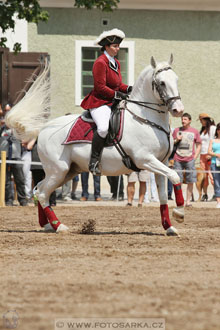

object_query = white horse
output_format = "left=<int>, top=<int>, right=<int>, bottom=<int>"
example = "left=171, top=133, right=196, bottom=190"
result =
left=6, top=55, right=185, bottom=235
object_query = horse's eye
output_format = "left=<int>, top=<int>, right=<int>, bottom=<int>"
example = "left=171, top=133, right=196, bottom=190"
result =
left=160, top=81, right=165, bottom=87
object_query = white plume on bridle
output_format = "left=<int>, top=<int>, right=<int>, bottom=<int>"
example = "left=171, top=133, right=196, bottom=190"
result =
left=5, top=61, right=51, bottom=142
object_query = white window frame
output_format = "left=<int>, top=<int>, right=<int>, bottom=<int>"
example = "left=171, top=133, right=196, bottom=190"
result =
left=75, top=40, right=135, bottom=106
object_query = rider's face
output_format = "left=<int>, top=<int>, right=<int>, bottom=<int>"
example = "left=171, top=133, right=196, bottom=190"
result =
left=105, top=44, right=120, bottom=57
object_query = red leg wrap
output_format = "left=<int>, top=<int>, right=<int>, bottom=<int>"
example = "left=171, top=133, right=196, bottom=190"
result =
left=160, top=204, right=172, bottom=230
left=173, top=183, right=184, bottom=206
left=38, top=202, right=48, bottom=227
left=44, top=206, right=61, bottom=231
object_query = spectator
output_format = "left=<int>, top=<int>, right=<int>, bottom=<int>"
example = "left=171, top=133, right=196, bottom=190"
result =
left=58, top=180, right=72, bottom=202
left=208, top=122, right=220, bottom=208
left=167, top=158, right=174, bottom=200
left=0, top=104, right=3, bottom=117
left=167, top=126, right=175, bottom=200
left=107, top=175, right=124, bottom=201
left=71, top=176, right=79, bottom=200
left=0, top=111, right=27, bottom=206
left=4, top=103, right=11, bottom=116
left=58, top=176, right=79, bottom=201
left=144, top=171, right=159, bottom=203
left=21, top=144, right=32, bottom=202
left=198, top=113, right=216, bottom=201
left=27, top=139, right=56, bottom=206
left=173, top=113, right=201, bottom=207
left=80, top=172, right=102, bottom=201
left=126, top=170, right=148, bottom=207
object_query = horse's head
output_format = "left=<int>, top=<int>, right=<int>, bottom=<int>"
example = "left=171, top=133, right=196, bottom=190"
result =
left=151, top=54, right=184, bottom=117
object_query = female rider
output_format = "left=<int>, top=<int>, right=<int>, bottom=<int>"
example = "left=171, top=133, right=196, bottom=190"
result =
left=81, top=28, right=131, bottom=175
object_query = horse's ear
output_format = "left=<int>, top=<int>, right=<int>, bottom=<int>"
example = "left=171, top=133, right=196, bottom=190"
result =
left=169, top=53, right=174, bottom=65
left=151, top=56, right=157, bottom=68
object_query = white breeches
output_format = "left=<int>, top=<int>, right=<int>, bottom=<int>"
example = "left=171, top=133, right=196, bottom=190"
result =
left=90, top=105, right=111, bottom=138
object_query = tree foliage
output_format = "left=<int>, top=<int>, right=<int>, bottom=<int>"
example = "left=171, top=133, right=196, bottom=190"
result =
left=0, top=0, right=119, bottom=53
left=75, top=0, right=119, bottom=11
left=0, top=0, right=49, bottom=52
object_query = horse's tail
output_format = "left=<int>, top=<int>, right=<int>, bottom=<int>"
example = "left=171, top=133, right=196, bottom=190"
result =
left=5, top=60, right=51, bottom=142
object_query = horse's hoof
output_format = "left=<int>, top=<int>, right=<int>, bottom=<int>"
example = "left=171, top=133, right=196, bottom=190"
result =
left=56, top=224, right=69, bottom=233
left=172, top=206, right=184, bottom=223
left=44, top=223, right=56, bottom=233
left=166, top=226, right=179, bottom=236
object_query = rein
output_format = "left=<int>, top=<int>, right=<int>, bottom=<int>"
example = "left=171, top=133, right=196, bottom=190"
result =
left=125, top=66, right=181, bottom=114
left=125, top=99, right=166, bottom=114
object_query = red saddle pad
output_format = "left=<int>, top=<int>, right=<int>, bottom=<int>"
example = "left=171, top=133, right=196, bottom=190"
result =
left=62, top=111, right=124, bottom=145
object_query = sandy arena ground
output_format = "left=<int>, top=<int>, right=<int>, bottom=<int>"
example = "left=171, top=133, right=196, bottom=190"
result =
left=0, top=201, right=220, bottom=330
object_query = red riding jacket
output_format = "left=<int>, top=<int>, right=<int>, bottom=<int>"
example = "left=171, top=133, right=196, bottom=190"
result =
left=81, top=53, right=128, bottom=109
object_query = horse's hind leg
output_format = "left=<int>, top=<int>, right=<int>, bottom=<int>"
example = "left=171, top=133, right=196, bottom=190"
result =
left=35, top=172, right=69, bottom=232
left=155, top=174, right=179, bottom=236
left=38, top=199, right=48, bottom=227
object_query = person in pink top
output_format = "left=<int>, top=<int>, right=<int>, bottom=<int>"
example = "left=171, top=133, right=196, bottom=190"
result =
left=198, top=113, right=216, bottom=201
left=172, top=113, right=201, bottom=207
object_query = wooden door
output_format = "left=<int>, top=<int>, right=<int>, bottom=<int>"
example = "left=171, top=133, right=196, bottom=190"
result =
left=0, top=49, right=49, bottom=107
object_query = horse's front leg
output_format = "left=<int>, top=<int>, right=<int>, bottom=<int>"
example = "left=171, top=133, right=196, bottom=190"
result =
left=167, top=167, right=185, bottom=223
left=155, top=174, right=179, bottom=236
left=140, top=157, right=185, bottom=227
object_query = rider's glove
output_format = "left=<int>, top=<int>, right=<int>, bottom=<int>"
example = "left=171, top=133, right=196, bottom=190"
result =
left=114, top=91, right=128, bottom=101
left=127, top=86, right=133, bottom=94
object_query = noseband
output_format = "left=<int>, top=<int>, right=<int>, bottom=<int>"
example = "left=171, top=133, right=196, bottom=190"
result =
left=152, top=66, right=181, bottom=106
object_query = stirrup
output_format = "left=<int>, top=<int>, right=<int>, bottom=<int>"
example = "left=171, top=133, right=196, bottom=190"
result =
left=89, top=161, right=101, bottom=176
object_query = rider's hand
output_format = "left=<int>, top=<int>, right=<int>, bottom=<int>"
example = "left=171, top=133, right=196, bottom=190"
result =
left=127, top=86, right=133, bottom=94
left=114, top=91, right=128, bottom=100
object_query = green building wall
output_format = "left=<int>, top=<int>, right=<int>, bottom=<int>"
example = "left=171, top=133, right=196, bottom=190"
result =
left=28, top=8, right=220, bottom=129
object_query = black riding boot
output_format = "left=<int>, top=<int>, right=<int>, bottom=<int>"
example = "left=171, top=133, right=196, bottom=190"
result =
left=89, top=131, right=106, bottom=175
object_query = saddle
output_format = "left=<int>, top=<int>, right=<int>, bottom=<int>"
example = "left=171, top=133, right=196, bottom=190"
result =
left=81, top=106, right=122, bottom=146
left=63, top=102, right=124, bottom=146
left=62, top=102, right=140, bottom=172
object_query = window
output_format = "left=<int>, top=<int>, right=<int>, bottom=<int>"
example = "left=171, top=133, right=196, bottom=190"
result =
left=75, top=40, right=135, bottom=106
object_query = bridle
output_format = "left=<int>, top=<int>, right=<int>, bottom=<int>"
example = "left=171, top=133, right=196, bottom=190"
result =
left=125, top=66, right=181, bottom=114
left=121, top=66, right=182, bottom=161
left=152, top=66, right=181, bottom=107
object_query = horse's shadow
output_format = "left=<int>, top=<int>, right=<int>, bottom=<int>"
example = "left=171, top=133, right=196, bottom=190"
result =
left=80, top=231, right=165, bottom=237
left=0, top=229, right=47, bottom=233
left=0, top=229, right=165, bottom=236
